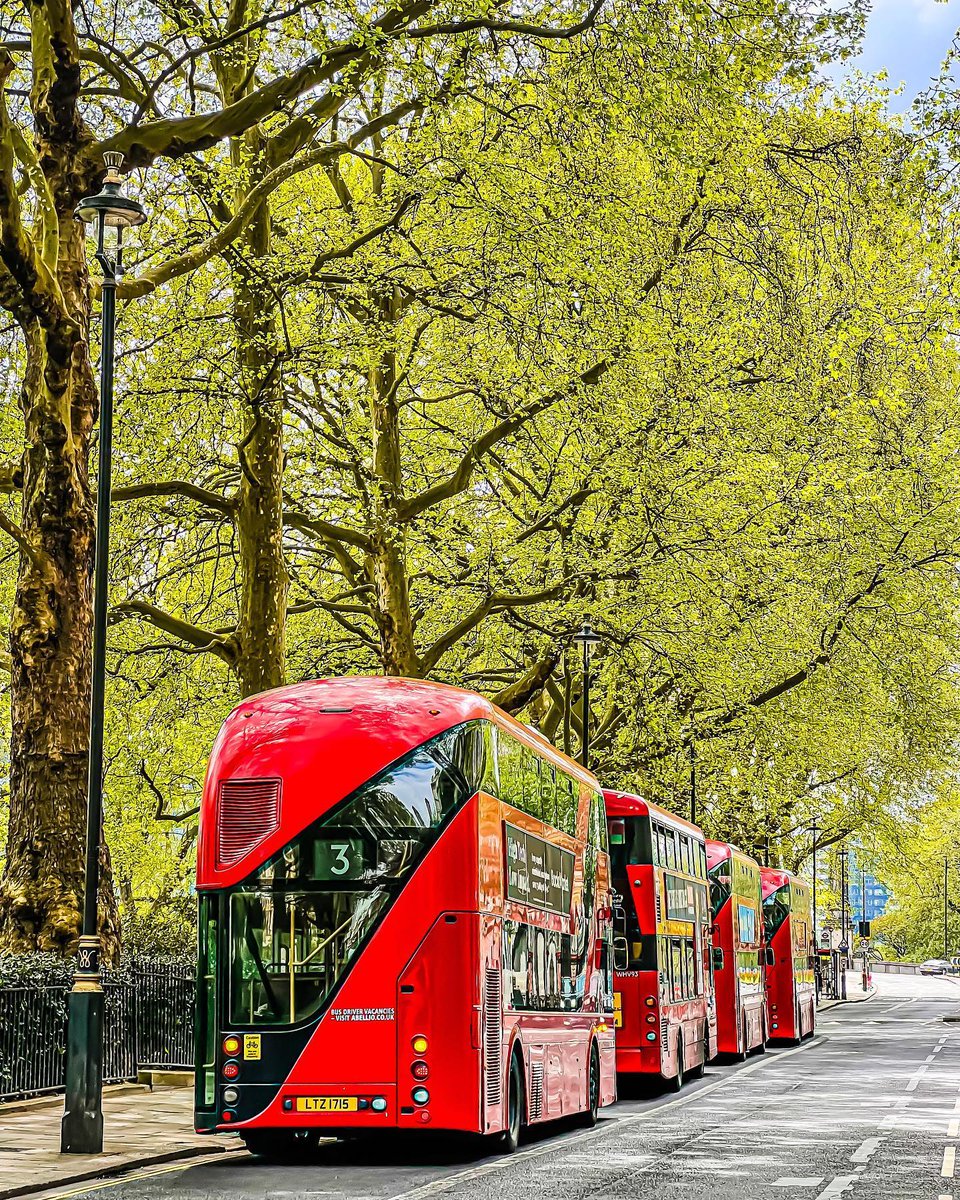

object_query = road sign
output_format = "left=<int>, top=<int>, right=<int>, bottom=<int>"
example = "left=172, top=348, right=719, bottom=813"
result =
left=838, top=942, right=849, bottom=955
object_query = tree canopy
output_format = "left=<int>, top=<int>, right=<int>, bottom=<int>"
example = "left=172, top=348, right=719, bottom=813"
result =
left=2, top=0, right=960, bottom=956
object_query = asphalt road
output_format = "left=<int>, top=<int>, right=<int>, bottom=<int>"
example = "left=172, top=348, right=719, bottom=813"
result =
left=43, top=973, right=960, bottom=1200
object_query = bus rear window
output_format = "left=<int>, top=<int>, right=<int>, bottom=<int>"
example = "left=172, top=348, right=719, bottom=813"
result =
left=763, top=884, right=791, bottom=941
left=708, top=860, right=732, bottom=919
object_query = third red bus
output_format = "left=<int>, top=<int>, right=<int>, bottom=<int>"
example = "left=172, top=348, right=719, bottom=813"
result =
left=761, top=867, right=816, bottom=1043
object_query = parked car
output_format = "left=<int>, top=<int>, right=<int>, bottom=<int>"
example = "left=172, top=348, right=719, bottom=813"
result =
left=920, top=958, right=952, bottom=975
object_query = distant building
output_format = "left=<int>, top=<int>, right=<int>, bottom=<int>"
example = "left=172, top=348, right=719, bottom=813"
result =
left=847, top=851, right=891, bottom=923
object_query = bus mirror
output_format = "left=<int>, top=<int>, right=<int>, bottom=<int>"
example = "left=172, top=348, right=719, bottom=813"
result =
left=712, top=947, right=724, bottom=971
left=764, top=946, right=775, bottom=967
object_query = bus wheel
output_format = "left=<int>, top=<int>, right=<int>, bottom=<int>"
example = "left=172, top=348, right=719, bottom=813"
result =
left=733, top=1020, right=748, bottom=1062
left=578, top=1043, right=601, bottom=1127
left=495, top=1051, right=524, bottom=1154
left=667, top=1034, right=684, bottom=1092
left=241, top=1129, right=320, bottom=1161
left=690, top=1028, right=708, bottom=1079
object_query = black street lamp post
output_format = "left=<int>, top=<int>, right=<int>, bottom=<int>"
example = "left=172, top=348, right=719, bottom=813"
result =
left=62, top=154, right=146, bottom=1156
left=809, top=819, right=820, bottom=948
left=573, top=622, right=601, bottom=770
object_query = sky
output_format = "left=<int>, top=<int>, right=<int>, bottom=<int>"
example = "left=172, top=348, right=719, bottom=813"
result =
left=846, top=0, right=959, bottom=107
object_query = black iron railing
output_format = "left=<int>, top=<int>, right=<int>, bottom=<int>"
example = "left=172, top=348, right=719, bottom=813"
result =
left=0, top=963, right=196, bottom=1102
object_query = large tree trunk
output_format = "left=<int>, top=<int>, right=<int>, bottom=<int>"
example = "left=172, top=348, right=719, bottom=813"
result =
left=365, top=294, right=420, bottom=677
left=0, top=219, right=119, bottom=959
left=230, top=138, right=287, bottom=699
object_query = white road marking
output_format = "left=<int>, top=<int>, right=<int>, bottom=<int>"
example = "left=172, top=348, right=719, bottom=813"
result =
left=774, top=1180, right=825, bottom=1187
left=944, top=1146, right=957, bottom=1179
left=815, top=1175, right=858, bottom=1198
left=385, top=1038, right=825, bottom=1200
left=949, top=1120, right=959, bottom=1137
left=851, top=1137, right=881, bottom=1163
left=907, top=1065, right=929, bottom=1091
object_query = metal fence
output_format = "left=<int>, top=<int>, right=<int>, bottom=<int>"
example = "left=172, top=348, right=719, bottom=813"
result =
left=0, top=965, right=196, bottom=1102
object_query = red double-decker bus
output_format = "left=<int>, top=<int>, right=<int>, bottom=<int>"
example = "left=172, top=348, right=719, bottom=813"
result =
left=761, top=868, right=816, bottom=1043
left=194, top=677, right=615, bottom=1158
left=604, top=793, right=716, bottom=1089
left=706, top=840, right=766, bottom=1058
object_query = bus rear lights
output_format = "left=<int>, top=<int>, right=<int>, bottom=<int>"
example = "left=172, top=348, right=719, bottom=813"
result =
left=223, top=1087, right=239, bottom=1105
left=646, top=1014, right=656, bottom=1025
left=412, top=1061, right=429, bottom=1080
left=644, top=997, right=656, bottom=1007
left=645, top=1032, right=657, bottom=1042
left=412, top=1087, right=430, bottom=1106
left=283, top=1098, right=293, bottom=1111
left=412, top=1035, right=429, bottom=1054
left=222, top=1061, right=240, bottom=1080
left=372, top=1098, right=387, bottom=1113
left=222, top=1035, right=241, bottom=1056
left=418, top=1110, right=431, bottom=1124
left=221, top=1111, right=234, bottom=1122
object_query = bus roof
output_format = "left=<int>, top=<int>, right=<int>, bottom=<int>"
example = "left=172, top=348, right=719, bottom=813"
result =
left=198, top=676, right=599, bottom=888
left=706, top=838, right=761, bottom=874
left=602, top=790, right=704, bottom=840
left=760, top=866, right=807, bottom=901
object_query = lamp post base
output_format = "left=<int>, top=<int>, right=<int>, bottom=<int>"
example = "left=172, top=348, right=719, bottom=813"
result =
left=60, top=983, right=105, bottom=1154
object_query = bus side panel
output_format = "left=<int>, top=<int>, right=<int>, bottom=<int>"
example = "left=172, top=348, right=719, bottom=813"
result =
left=397, top=911, right=482, bottom=1133
left=766, top=920, right=797, bottom=1040
left=712, top=904, right=740, bottom=1056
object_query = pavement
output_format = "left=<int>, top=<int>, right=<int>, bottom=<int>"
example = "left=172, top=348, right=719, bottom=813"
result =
left=0, top=1088, right=234, bottom=1200
left=9, top=971, right=957, bottom=1200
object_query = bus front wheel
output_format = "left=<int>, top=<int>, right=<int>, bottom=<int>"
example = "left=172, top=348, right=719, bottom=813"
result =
left=495, top=1052, right=524, bottom=1154
left=578, top=1043, right=601, bottom=1127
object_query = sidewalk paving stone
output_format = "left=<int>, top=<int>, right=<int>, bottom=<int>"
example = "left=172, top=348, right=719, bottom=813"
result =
left=0, top=1086, right=235, bottom=1199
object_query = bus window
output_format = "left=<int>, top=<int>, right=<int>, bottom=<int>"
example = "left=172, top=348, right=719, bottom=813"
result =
left=670, top=938, right=684, bottom=1003
left=498, top=733, right=524, bottom=811
left=196, top=894, right=218, bottom=1109
left=685, top=938, right=697, bottom=997
left=540, top=762, right=557, bottom=827
left=665, top=830, right=678, bottom=871
left=658, top=936, right=671, bottom=1003
left=231, top=735, right=471, bottom=1025
left=504, top=920, right=529, bottom=1008
left=556, top=774, right=577, bottom=834
left=589, top=790, right=607, bottom=849
left=708, top=859, right=731, bottom=918
left=522, top=750, right=542, bottom=820
left=680, top=836, right=691, bottom=876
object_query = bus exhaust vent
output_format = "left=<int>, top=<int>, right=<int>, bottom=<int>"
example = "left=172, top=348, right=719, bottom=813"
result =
left=217, top=778, right=281, bottom=868
left=529, top=1063, right=543, bottom=1120
left=483, top=968, right=502, bottom=1107
left=660, top=1017, right=670, bottom=1053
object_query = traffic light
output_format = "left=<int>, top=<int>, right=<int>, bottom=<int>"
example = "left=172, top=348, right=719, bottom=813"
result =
left=858, top=920, right=871, bottom=938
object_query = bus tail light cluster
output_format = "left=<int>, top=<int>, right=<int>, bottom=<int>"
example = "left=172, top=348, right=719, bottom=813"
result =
left=223, top=1061, right=240, bottom=1080
left=411, top=1035, right=430, bottom=1107
left=644, top=997, right=656, bottom=1008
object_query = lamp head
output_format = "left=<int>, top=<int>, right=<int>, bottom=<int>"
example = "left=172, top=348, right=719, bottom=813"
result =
left=573, top=621, right=602, bottom=659
left=75, top=152, right=147, bottom=230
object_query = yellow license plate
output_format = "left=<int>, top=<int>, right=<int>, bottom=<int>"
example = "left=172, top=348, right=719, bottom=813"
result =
left=295, top=1097, right=358, bottom=1113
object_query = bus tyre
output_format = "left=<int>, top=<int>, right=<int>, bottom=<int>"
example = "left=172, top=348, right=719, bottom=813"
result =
left=733, top=1020, right=748, bottom=1062
left=496, top=1052, right=524, bottom=1154
left=578, top=1043, right=601, bottom=1128
left=241, top=1129, right=320, bottom=1161
left=667, top=1034, right=684, bottom=1092
left=690, top=1028, right=708, bottom=1080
